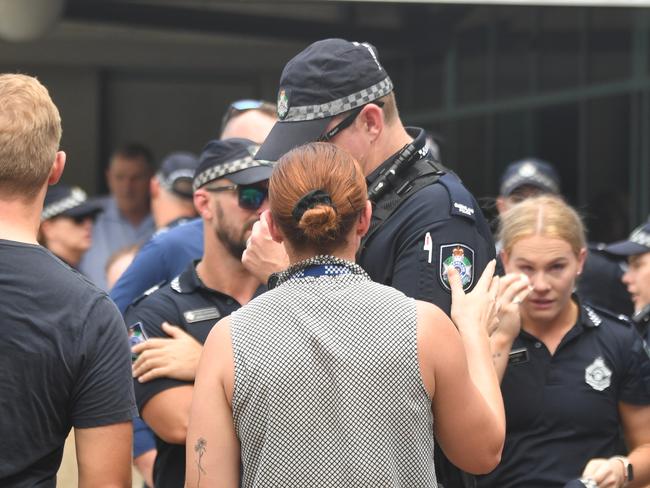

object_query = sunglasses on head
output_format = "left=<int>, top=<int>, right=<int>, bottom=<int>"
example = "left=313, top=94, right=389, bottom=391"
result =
left=204, top=184, right=268, bottom=211
left=220, top=99, right=275, bottom=134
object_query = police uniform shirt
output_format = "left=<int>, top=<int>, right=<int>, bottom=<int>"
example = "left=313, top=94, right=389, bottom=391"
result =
left=360, top=128, right=496, bottom=316
left=478, top=300, right=650, bottom=488
left=125, top=261, right=264, bottom=488
left=0, top=240, right=137, bottom=485
left=110, top=218, right=203, bottom=314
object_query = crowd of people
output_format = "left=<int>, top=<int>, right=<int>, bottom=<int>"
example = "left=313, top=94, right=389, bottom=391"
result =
left=1, top=37, right=649, bottom=488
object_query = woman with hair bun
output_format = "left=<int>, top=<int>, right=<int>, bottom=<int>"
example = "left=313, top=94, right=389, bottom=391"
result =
left=185, top=142, right=506, bottom=487
left=479, top=195, right=650, bottom=488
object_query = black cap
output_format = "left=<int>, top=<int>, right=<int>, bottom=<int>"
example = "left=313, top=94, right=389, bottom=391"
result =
left=499, top=158, right=561, bottom=197
left=256, top=38, right=393, bottom=162
left=157, top=152, right=200, bottom=199
left=193, top=138, right=273, bottom=190
left=41, top=184, right=103, bottom=222
left=604, top=219, right=650, bottom=257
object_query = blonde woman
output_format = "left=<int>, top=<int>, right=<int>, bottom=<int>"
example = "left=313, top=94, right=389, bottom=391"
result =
left=480, top=195, right=650, bottom=488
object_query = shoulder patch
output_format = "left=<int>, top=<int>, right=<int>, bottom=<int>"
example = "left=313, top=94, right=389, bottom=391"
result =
left=439, top=243, right=475, bottom=292
left=438, top=173, right=476, bottom=222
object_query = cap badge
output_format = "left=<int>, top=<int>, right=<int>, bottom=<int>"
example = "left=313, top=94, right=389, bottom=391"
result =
left=277, top=89, right=289, bottom=120
left=247, top=145, right=260, bottom=157
left=585, top=357, right=611, bottom=391
left=518, top=162, right=537, bottom=177
left=439, top=243, right=475, bottom=292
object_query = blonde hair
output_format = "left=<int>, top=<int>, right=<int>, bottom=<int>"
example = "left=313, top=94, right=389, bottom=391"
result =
left=0, top=74, right=62, bottom=199
left=498, top=195, right=586, bottom=257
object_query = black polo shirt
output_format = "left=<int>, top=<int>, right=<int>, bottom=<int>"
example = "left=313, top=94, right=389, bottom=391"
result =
left=359, top=128, right=496, bottom=316
left=125, top=261, right=265, bottom=488
left=478, top=300, right=650, bottom=488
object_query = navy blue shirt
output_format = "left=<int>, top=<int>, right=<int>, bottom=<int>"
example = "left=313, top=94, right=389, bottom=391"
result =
left=0, top=240, right=136, bottom=486
left=360, top=129, right=496, bottom=317
left=125, top=262, right=264, bottom=488
left=478, top=301, right=650, bottom=488
left=111, top=218, right=204, bottom=313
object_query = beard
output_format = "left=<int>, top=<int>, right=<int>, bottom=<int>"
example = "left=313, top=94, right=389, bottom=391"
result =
left=214, top=203, right=257, bottom=260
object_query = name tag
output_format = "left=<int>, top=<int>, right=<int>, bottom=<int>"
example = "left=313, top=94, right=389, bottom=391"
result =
left=184, top=307, right=221, bottom=324
left=508, top=347, right=529, bottom=365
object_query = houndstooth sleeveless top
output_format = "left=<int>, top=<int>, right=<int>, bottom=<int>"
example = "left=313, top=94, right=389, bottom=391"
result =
left=230, top=255, right=437, bottom=487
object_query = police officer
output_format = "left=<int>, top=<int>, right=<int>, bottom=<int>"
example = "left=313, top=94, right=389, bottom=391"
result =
left=40, top=183, right=103, bottom=269
left=605, top=219, right=650, bottom=340
left=124, top=138, right=272, bottom=488
left=494, top=157, right=634, bottom=316
left=253, top=38, right=496, bottom=488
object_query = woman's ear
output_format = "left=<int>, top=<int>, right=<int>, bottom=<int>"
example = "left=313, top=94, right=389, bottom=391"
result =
left=357, top=200, right=372, bottom=237
left=576, top=247, right=587, bottom=275
left=265, top=210, right=284, bottom=244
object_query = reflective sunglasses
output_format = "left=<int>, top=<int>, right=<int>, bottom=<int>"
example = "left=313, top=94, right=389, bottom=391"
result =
left=204, top=184, right=268, bottom=211
left=318, top=101, right=384, bottom=143
left=220, top=99, right=276, bottom=134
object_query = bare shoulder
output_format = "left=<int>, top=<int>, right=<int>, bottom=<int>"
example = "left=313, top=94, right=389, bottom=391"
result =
left=415, top=300, right=458, bottom=338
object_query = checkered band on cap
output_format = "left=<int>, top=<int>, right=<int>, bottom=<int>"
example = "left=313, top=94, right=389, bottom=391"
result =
left=631, top=228, right=650, bottom=248
left=230, top=255, right=436, bottom=487
left=283, top=77, right=393, bottom=122
left=41, top=188, right=88, bottom=221
left=192, top=156, right=272, bottom=190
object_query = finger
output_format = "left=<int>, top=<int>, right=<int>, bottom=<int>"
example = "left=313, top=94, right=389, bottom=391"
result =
left=447, top=265, right=464, bottom=302
left=488, top=274, right=500, bottom=299
left=133, top=356, right=166, bottom=378
left=474, top=259, right=497, bottom=293
left=161, top=322, right=186, bottom=338
left=581, top=458, right=605, bottom=479
left=137, top=366, right=170, bottom=383
left=500, top=275, right=530, bottom=304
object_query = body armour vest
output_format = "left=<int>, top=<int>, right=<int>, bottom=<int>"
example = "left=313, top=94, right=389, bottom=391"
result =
left=230, top=256, right=437, bottom=488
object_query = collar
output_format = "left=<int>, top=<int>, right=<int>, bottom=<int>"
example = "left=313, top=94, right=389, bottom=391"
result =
left=171, top=260, right=267, bottom=299
left=366, top=127, right=429, bottom=185
left=273, top=255, right=370, bottom=287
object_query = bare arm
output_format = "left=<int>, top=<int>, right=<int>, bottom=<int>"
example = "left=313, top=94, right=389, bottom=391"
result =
left=141, top=385, right=194, bottom=445
left=75, top=422, right=132, bottom=488
left=419, top=261, right=506, bottom=474
left=185, top=317, right=239, bottom=488
left=582, top=403, right=650, bottom=488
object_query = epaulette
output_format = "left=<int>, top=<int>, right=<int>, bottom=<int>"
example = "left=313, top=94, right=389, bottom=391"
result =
left=438, top=173, right=476, bottom=222
left=130, top=280, right=166, bottom=307
left=587, top=303, right=633, bottom=327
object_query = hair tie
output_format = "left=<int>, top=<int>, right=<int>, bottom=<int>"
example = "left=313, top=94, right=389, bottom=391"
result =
left=292, top=189, right=335, bottom=222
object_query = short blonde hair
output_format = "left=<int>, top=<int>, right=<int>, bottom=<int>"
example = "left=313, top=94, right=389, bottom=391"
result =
left=498, top=195, right=586, bottom=257
left=0, top=74, right=62, bottom=199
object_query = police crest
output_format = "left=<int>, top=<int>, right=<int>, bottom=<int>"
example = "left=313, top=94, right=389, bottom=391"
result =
left=277, top=89, right=289, bottom=119
left=439, top=243, right=474, bottom=292
left=585, top=357, right=611, bottom=391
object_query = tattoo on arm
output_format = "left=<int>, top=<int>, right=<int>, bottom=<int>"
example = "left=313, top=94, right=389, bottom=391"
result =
left=492, top=352, right=501, bottom=364
left=194, top=437, right=207, bottom=487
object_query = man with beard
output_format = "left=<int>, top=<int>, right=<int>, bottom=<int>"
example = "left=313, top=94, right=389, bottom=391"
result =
left=124, top=138, right=272, bottom=488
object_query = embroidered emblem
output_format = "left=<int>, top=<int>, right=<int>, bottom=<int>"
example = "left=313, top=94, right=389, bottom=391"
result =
left=440, top=244, right=475, bottom=291
left=585, top=357, right=611, bottom=391
left=277, top=89, right=289, bottom=119
left=423, top=232, right=433, bottom=264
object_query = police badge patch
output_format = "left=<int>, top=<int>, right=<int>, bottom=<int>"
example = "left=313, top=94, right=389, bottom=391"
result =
left=439, top=243, right=475, bottom=292
left=585, top=357, right=612, bottom=391
left=277, top=89, right=289, bottom=119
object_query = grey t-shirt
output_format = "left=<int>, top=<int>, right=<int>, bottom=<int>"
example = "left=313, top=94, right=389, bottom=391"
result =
left=0, top=240, right=137, bottom=487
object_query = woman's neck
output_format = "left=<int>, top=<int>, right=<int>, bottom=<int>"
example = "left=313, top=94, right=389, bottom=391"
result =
left=521, top=298, right=580, bottom=355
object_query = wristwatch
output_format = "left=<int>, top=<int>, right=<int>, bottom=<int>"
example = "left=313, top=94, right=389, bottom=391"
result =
left=612, top=456, right=634, bottom=485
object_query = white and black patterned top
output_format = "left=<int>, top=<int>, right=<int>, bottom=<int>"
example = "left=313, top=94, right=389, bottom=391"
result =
left=230, top=255, right=436, bottom=487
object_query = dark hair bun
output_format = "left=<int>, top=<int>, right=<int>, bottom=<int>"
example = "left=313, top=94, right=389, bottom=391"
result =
left=298, top=205, right=339, bottom=243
